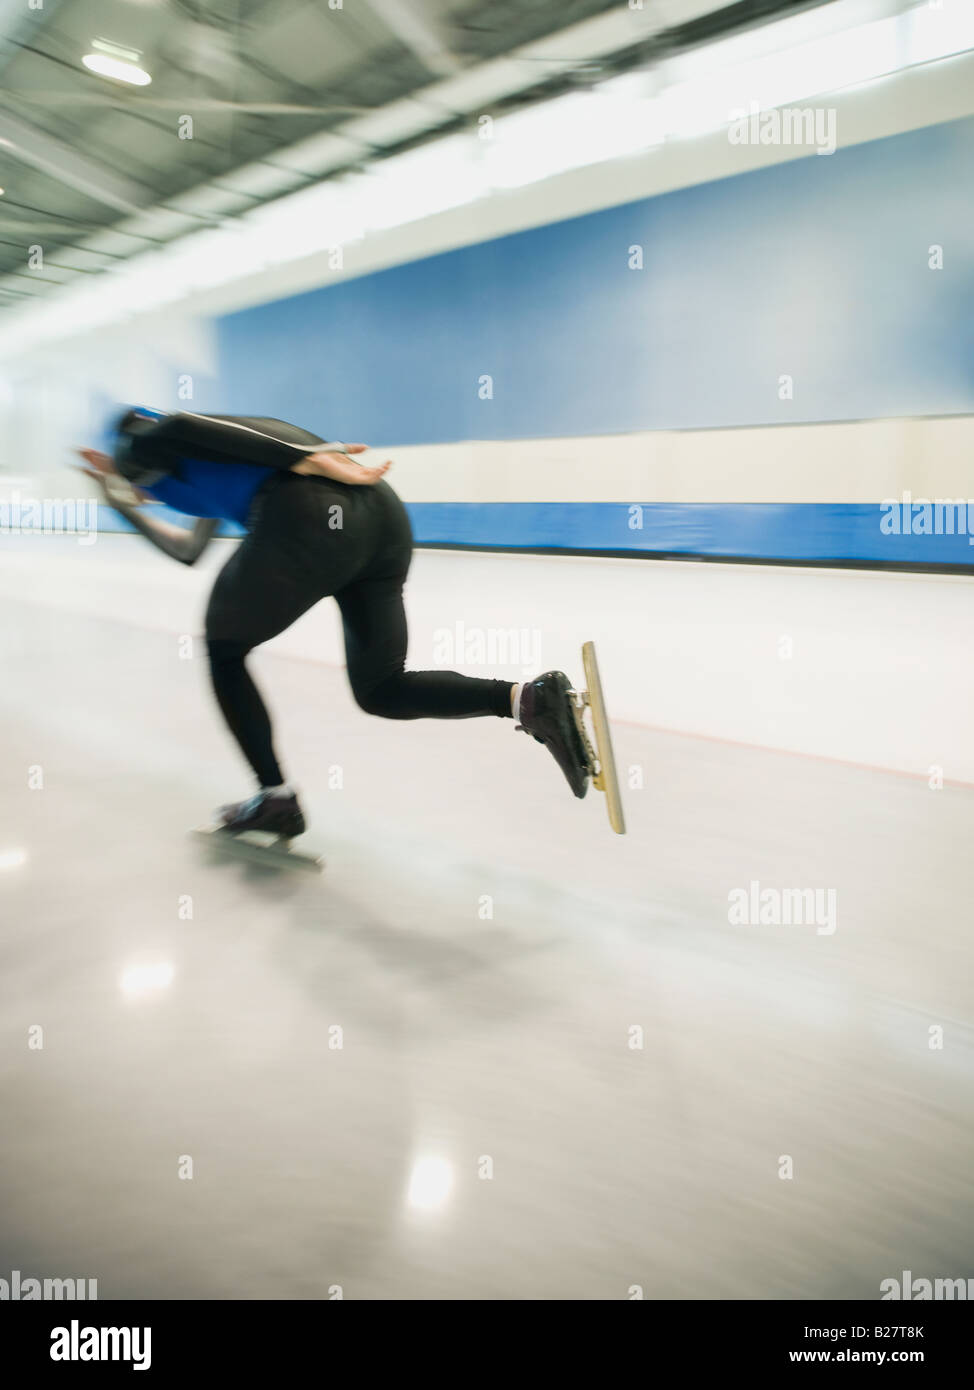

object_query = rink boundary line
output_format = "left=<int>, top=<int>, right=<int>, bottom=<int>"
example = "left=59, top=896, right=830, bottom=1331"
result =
left=617, top=717, right=974, bottom=792
left=4, top=583, right=972, bottom=792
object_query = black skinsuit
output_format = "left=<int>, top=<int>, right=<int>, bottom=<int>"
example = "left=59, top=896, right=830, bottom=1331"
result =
left=118, top=411, right=513, bottom=787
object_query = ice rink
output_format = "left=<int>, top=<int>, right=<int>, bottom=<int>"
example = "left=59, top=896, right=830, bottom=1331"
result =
left=1, top=539, right=972, bottom=1300
left=2, top=0, right=974, bottom=1318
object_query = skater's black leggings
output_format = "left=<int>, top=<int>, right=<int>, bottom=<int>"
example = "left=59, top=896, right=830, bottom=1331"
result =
left=205, top=471, right=514, bottom=788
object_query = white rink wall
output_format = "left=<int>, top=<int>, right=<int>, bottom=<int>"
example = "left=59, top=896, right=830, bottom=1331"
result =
left=1, top=537, right=971, bottom=785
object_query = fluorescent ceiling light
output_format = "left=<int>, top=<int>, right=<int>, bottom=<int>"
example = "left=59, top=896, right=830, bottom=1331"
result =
left=83, top=39, right=152, bottom=86
left=82, top=53, right=152, bottom=85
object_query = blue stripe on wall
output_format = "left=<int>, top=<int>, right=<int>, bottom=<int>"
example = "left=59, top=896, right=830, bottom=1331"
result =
left=101, top=502, right=974, bottom=566
left=406, top=502, right=974, bottom=564
left=214, top=116, right=974, bottom=444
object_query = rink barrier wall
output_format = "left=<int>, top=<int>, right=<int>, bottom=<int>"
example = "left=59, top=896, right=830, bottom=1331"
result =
left=94, top=500, right=974, bottom=570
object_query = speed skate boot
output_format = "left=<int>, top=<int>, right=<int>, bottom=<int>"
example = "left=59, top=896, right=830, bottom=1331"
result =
left=516, top=670, right=592, bottom=798
left=218, top=789, right=306, bottom=839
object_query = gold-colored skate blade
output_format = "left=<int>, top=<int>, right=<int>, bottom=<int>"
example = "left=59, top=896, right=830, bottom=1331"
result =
left=571, top=642, right=626, bottom=835
left=192, top=825, right=324, bottom=873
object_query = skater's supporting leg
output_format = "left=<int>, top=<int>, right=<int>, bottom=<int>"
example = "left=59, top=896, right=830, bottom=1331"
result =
left=204, top=497, right=338, bottom=788
left=207, top=636, right=285, bottom=788
left=336, top=573, right=514, bottom=720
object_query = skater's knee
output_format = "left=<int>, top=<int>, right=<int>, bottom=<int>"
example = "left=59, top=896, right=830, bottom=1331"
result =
left=350, top=674, right=409, bottom=719
left=207, top=635, right=250, bottom=672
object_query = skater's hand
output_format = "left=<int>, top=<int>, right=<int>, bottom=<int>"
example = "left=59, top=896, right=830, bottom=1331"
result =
left=293, top=445, right=392, bottom=486
left=75, top=448, right=149, bottom=504
left=75, top=447, right=116, bottom=478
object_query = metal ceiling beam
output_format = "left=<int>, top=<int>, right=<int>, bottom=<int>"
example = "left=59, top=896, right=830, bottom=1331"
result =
left=0, top=219, right=103, bottom=236
left=0, top=0, right=838, bottom=315
left=0, top=0, right=68, bottom=74
left=0, top=110, right=148, bottom=216
left=360, top=0, right=464, bottom=78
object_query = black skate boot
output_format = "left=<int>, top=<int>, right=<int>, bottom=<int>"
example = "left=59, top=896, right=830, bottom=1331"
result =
left=218, top=789, right=306, bottom=839
left=516, top=671, right=592, bottom=798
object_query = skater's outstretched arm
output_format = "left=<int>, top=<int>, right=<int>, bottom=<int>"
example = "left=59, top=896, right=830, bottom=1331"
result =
left=77, top=449, right=218, bottom=566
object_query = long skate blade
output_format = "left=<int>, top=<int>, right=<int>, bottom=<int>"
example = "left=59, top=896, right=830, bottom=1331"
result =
left=192, top=825, right=324, bottom=873
left=581, top=641, right=626, bottom=835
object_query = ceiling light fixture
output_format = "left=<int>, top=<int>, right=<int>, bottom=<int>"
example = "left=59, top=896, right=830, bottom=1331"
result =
left=82, top=38, right=152, bottom=87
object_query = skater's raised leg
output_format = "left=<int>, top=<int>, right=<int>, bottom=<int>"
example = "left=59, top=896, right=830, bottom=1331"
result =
left=337, top=568, right=592, bottom=796
left=337, top=572, right=515, bottom=720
